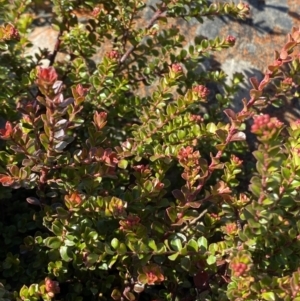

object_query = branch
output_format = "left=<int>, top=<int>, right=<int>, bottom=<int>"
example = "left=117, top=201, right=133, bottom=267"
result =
left=48, top=30, right=63, bottom=66
left=181, top=209, right=208, bottom=232
left=119, top=3, right=167, bottom=64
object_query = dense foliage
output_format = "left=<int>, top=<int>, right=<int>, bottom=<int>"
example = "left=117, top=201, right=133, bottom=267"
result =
left=1, top=0, right=300, bottom=300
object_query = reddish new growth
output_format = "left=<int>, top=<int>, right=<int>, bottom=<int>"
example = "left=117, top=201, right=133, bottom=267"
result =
left=94, top=147, right=118, bottom=176
left=225, top=35, right=236, bottom=45
left=210, top=213, right=220, bottom=220
left=281, top=77, right=294, bottom=91
left=251, top=114, right=283, bottom=137
left=8, top=25, right=20, bottom=40
left=224, top=222, right=237, bottom=235
left=1, top=24, right=20, bottom=41
left=37, top=66, right=58, bottom=86
left=109, top=198, right=126, bottom=217
left=106, top=50, right=119, bottom=60
left=153, top=179, right=164, bottom=191
left=142, top=264, right=164, bottom=285
left=171, top=63, right=183, bottom=73
left=75, top=84, right=89, bottom=97
left=22, top=115, right=31, bottom=124
left=0, top=121, right=13, bottom=140
left=92, top=6, right=101, bottom=17
left=178, top=146, right=194, bottom=159
left=192, top=85, right=210, bottom=98
left=45, top=277, right=60, bottom=297
left=231, top=262, right=248, bottom=277
left=98, top=148, right=118, bottom=166
left=190, top=114, right=203, bottom=123
left=133, top=165, right=144, bottom=172
left=230, top=154, right=243, bottom=166
left=119, top=214, right=140, bottom=231
left=147, top=272, right=159, bottom=284
left=133, top=164, right=149, bottom=173
left=282, top=77, right=293, bottom=85
left=65, top=192, right=82, bottom=207
left=178, top=146, right=200, bottom=166
left=93, top=111, right=107, bottom=130
left=0, top=174, right=14, bottom=186
left=178, top=146, right=201, bottom=184
left=238, top=193, right=250, bottom=205
left=291, top=119, right=300, bottom=130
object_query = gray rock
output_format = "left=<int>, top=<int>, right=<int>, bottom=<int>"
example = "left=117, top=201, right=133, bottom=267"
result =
left=26, top=0, right=300, bottom=121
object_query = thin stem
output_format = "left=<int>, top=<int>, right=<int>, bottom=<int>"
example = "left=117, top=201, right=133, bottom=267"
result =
left=119, top=3, right=167, bottom=65
left=181, top=208, right=208, bottom=232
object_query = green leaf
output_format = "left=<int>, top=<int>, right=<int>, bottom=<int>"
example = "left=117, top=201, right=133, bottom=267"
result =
left=179, top=246, right=188, bottom=256
left=108, top=255, right=118, bottom=268
left=44, top=237, right=62, bottom=249
left=148, top=239, right=157, bottom=251
left=59, top=246, right=73, bottom=262
left=215, top=144, right=226, bottom=151
left=249, top=181, right=262, bottom=198
left=10, top=165, right=19, bottom=177
left=197, top=237, right=207, bottom=250
left=39, top=133, right=49, bottom=149
left=168, top=252, right=179, bottom=261
left=166, top=103, right=177, bottom=116
left=19, top=285, right=29, bottom=298
left=206, top=123, right=217, bottom=133
left=144, top=180, right=153, bottom=192
left=52, top=221, right=63, bottom=236
left=86, top=253, right=99, bottom=265
left=111, top=289, right=122, bottom=300
left=281, top=167, right=291, bottom=180
left=105, top=244, right=115, bottom=255
left=170, top=238, right=182, bottom=251
left=206, top=255, right=216, bottom=265
left=111, top=238, right=120, bottom=249
left=177, top=129, right=186, bottom=140
left=64, top=239, right=75, bottom=246
left=56, top=207, right=70, bottom=219
left=166, top=207, right=177, bottom=223
left=118, top=159, right=128, bottom=169
left=187, top=239, right=198, bottom=252
left=180, top=257, right=190, bottom=271
left=261, top=292, right=275, bottom=301
left=28, top=284, right=39, bottom=296
left=137, top=273, right=148, bottom=284
left=117, top=243, right=127, bottom=255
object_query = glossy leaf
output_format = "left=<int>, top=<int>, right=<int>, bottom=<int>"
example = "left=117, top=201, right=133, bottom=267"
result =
left=44, top=237, right=62, bottom=249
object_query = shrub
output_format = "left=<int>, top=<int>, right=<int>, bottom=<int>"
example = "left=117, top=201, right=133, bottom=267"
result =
left=0, top=0, right=300, bottom=300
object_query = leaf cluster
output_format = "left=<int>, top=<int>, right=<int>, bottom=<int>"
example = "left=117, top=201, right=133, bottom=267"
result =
left=0, top=1, right=300, bottom=301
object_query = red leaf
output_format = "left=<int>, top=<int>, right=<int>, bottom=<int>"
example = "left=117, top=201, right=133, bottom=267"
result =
left=0, top=121, right=13, bottom=140
left=258, top=74, right=270, bottom=91
left=223, top=109, right=236, bottom=121
left=249, top=77, right=259, bottom=90
left=0, top=174, right=14, bottom=186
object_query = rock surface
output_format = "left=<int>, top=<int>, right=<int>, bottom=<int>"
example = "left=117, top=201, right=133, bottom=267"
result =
left=27, top=0, right=300, bottom=121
